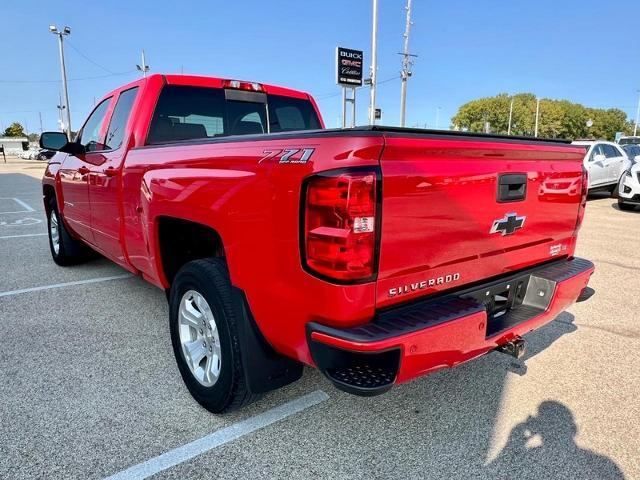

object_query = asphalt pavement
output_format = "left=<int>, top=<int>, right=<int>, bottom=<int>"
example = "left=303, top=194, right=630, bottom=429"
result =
left=1, top=158, right=638, bottom=479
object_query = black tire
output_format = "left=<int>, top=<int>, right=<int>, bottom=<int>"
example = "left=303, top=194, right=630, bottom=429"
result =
left=47, top=199, right=90, bottom=266
left=611, top=181, right=619, bottom=197
left=618, top=199, right=636, bottom=211
left=169, top=258, right=257, bottom=413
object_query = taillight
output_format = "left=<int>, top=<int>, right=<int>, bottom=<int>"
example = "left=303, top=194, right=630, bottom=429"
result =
left=574, top=165, right=589, bottom=234
left=222, top=79, right=265, bottom=92
left=302, top=168, right=380, bottom=282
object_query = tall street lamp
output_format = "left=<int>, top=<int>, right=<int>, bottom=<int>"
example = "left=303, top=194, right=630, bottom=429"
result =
left=50, top=25, right=72, bottom=138
left=634, top=89, right=640, bottom=137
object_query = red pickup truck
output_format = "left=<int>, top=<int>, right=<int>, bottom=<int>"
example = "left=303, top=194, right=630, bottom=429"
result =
left=41, top=74, right=594, bottom=412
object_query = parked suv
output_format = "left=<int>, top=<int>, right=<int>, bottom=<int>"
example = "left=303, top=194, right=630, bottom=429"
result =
left=618, top=144, right=640, bottom=210
left=572, top=140, right=629, bottom=194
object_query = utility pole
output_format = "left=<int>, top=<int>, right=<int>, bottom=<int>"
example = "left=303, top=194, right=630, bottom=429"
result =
left=49, top=25, right=72, bottom=139
left=399, top=0, right=416, bottom=127
left=137, top=50, right=150, bottom=77
left=368, top=0, right=379, bottom=124
left=534, top=97, right=540, bottom=137
left=38, top=111, right=43, bottom=134
left=507, top=97, right=514, bottom=135
left=634, top=89, right=640, bottom=137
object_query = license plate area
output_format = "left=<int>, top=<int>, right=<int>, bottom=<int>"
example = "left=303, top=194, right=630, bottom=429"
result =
left=462, top=274, right=556, bottom=338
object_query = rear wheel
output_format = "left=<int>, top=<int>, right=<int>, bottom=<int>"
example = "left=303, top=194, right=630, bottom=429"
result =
left=169, top=258, right=257, bottom=413
left=47, top=199, right=90, bottom=266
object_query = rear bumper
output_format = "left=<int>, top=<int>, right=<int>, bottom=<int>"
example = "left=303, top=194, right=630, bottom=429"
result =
left=308, top=257, right=594, bottom=396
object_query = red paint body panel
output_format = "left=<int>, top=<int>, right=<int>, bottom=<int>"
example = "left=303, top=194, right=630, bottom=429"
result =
left=42, top=74, right=593, bottom=388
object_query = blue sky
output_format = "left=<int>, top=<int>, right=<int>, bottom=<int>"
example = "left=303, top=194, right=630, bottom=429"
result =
left=1, top=0, right=639, bottom=134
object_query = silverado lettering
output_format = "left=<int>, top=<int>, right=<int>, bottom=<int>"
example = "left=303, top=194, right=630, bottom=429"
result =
left=389, top=273, right=461, bottom=297
left=40, top=74, right=594, bottom=413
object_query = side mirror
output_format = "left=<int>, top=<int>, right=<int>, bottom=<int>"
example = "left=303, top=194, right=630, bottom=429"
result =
left=593, top=153, right=606, bottom=163
left=39, top=131, right=85, bottom=155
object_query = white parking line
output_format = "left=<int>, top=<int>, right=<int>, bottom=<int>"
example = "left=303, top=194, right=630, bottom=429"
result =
left=11, top=197, right=35, bottom=212
left=0, top=197, right=35, bottom=214
left=104, top=390, right=329, bottom=480
left=0, top=232, right=47, bottom=239
left=0, top=274, right=133, bottom=298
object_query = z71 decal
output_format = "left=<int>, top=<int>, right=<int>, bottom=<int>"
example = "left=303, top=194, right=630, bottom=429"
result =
left=260, top=148, right=315, bottom=164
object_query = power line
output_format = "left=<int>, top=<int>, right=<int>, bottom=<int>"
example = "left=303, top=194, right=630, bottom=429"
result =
left=315, top=75, right=399, bottom=101
left=66, top=39, right=115, bottom=74
left=0, top=70, right=137, bottom=84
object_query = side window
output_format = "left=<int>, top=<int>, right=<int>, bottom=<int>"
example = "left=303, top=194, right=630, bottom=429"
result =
left=104, top=87, right=139, bottom=150
left=77, top=97, right=111, bottom=152
left=590, top=144, right=604, bottom=161
left=77, top=98, right=111, bottom=152
left=602, top=144, right=619, bottom=158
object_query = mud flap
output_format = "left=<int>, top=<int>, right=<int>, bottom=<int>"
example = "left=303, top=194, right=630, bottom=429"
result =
left=231, top=287, right=303, bottom=395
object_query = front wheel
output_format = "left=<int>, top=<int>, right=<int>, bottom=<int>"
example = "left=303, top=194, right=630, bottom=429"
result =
left=618, top=199, right=636, bottom=211
left=169, top=258, right=257, bottom=413
left=47, top=200, right=90, bottom=266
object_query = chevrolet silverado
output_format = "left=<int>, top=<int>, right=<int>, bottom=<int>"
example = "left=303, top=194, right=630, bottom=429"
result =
left=40, top=74, right=594, bottom=412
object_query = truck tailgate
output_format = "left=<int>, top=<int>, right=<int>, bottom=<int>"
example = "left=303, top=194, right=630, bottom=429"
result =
left=377, top=134, right=586, bottom=308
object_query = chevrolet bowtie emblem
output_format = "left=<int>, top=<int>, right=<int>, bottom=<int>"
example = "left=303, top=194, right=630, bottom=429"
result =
left=490, top=213, right=526, bottom=236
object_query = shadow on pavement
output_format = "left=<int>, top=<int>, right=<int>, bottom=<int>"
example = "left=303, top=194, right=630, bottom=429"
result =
left=486, top=400, right=624, bottom=479
left=611, top=202, right=640, bottom=213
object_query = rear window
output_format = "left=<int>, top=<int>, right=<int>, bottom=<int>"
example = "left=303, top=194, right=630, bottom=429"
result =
left=147, top=85, right=320, bottom=144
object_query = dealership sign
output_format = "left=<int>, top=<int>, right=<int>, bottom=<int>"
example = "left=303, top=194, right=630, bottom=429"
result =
left=336, top=47, right=363, bottom=87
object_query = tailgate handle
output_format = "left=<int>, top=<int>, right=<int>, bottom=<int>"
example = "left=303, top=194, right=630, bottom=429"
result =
left=497, top=174, right=527, bottom=202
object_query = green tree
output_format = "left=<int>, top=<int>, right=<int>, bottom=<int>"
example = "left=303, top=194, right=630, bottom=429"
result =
left=585, top=108, right=631, bottom=141
left=3, top=122, right=26, bottom=137
left=27, top=133, right=40, bottom=142
left=451, top=94, right=631, bottom=141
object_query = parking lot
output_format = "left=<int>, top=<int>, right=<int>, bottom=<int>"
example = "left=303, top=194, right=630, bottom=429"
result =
left=1, top=159, right=638, bottom=480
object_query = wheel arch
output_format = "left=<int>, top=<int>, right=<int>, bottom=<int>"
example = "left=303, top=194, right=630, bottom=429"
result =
left=156, top=216, right=227, bottom=288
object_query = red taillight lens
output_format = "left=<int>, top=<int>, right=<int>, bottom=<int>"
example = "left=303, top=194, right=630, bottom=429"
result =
left=303, top=169, right=379, bottom=282
left=574, top=166, right=589, bottom=234
left=222, top=79, right=265, bottom=92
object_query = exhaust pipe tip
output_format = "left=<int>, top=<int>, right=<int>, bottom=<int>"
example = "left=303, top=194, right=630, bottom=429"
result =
left=496, top=337, right=526, bottom=359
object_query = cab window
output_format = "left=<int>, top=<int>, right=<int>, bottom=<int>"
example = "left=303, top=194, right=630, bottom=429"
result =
left=77, top=98, right=111, bottom=152
left=104, top=87, right=139, bottom=150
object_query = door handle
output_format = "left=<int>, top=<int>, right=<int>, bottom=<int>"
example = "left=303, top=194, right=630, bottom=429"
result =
left=78, top=166, right=90, bottom=175
left=104, top=166, right=118, bottom=177
left=497, top=173, right=527, bottom=202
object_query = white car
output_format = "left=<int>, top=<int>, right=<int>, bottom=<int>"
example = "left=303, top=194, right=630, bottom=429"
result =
left=572, top=140, right=630, bottom=194
left=618, top=144, right=640, bottom=211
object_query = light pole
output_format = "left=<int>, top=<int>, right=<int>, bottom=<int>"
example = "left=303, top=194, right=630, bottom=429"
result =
left=399, top=0, right=415, bottom=127
left=368, top=0, right=379, bottom=124
left=634, top=89, right=640, bottom=137
left=50, top=25, right=72, bottom=139
left=137, top=50, right=150, bottom=78
left=534, top=97, right=540, bottom=137
left=507, top=97, right=514, bottom=135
